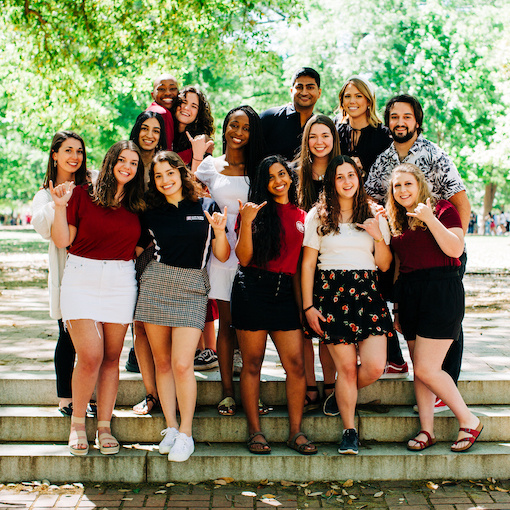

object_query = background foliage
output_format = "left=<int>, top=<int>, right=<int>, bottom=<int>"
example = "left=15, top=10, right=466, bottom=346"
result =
left=1, top=0, right=509, bottom=216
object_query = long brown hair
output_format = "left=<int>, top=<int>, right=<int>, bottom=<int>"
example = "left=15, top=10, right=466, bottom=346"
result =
left=93, top=140, right=145, bottom=213
left=386, top=163, right=435, bottom=236
left=296, top=115, right=341, bottom=212
left=315, top=155, right=372, bottom=236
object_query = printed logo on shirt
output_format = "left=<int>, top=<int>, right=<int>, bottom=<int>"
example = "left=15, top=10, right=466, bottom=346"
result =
left=296, top=221, right=304, bottom=233
left=186, top=215, right=205, bottom=221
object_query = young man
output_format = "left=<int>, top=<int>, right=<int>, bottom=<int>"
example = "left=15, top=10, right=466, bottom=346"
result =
left=365, top=94, right=470, bottom=412
left=260, top=67, right=322, bottom=161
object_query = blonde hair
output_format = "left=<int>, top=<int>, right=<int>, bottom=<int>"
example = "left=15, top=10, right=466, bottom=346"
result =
left=386, top=163, right=436, bottom=236
left=335, top=76, right=382, bottom=128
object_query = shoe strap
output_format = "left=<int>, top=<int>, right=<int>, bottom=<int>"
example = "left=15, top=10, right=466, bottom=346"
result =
left=323, top=382, right=336, bottom=390
left=418, top=430, right=434, bottom=443
left=458, top=426, right=481, bottom=438
left=72, top=416, right=86, bottom=425
left=97, top=421, right=111, bottom=428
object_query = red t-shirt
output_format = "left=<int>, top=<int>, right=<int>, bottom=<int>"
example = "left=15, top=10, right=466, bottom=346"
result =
left=391, top=200, right=462, bottom=273
left=146, top=102, right=174, bottom=151
left=248, top=202, right=306, bottom=275
left=67, top=185, right=141, bottom=261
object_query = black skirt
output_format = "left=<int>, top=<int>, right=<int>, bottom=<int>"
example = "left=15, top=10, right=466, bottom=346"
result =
left=231, top=266, right=301, bottom=332
left=307, top=269, right=395, bottom=345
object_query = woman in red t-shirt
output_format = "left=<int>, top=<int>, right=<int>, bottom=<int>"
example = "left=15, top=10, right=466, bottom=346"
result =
left=387, top=163, right=482, bottom=453
left=50, top=140, right=145, bottom=457
left=232, top=155, right=317, bottom=456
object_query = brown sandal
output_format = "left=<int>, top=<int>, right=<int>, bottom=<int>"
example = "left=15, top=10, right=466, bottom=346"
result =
left=451, top=421, right=483, bottom=452
left=407, top=430, right=436, bottom=451
left=247, top=431, right=271, bottom=454
left=287, top=432, right=318, bottom=455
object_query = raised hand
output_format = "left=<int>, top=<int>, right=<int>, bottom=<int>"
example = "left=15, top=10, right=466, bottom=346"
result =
left=186, top=132, right=215, bottom=158
left=356, top=210, right=384, bottom=241
left=237, top=199, right=267, bottom=224
left=205, top=206, right=228, bottom=231
left=49, top=180, right=75, bottom=207
left=407, top=197, right=434, bottom=224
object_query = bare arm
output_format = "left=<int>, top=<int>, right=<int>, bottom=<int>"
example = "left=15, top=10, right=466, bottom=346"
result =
left=448, top=190, right=470, bottom=234
left=356, top=211, right=393, bottom=272
left=205, top=206, right=230, bottom=263
left=234, top=199, right=266, bottom=267
left=301, top=246, right=325, bottom=336
left=187, top=132, right=214, bottom=174
left=49, top=181, right=77, bottom=249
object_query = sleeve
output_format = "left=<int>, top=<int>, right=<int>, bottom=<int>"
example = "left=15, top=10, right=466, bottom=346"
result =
left=31, top=189, right=54, bottom=240
left=436, top=200, right=462, bottom=229
left=432, top=150, right=466, bottom=200
left=364, top=154, right=388, bottom=202
left=66, top=185, right=82, bottom=228
left=303, top=207, right=321, bottom=250
left=137, top=213, right=152, bottom=248
left=378, top=215, right=391, bottom=245
left=195, top=156, right=218, bottom=187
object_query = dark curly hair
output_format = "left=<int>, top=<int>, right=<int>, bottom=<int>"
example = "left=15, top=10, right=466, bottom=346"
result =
left=129, top=111, right=167, bottom=152
left=92, top=140, right=145, bottom=213
left=248, top=155, right=299, bottom=267
left=145, top=151, right=200, bottom=209
left=316, top=155, right=372, bottom=236
left=222, top=105, right=266, bottom=182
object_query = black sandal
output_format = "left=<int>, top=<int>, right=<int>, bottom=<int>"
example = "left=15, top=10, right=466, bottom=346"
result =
left=303, top=385, right=321, bottom=413
left=58, top=402, right=73, bottom=417
left=133, top=394, right=160, bottom=415
left=247, top=431, right=271, bottom=454
left=287, top=432, right=318, bottom=455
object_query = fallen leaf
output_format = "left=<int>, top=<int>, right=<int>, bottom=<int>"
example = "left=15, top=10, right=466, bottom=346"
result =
left=441, top=480, right=456, bottom=486
left=262, top=494, right=276, bottom=499
left=219, top=477, right=234, bottom=484
left=165, top=483, right=174, bottom=487
left=242, top=491, right=257, bottom=497
left=331, top=484, right=340, bottom=490
left=214, top=479, right=227, bottom=485
left=132, top=488, right=140, bottom=493
left=336, top=497, right=344, bottom=503
left=359, top=505, right=368, bottom=509
left=343, top=479, right=354, bottom=487
left=374, top=491, right=384, bottom=497
left=304, top=489, right=311, bottom=496
left=280, top=480, right=298, bottom=487
left=489, top=485, right=495, bottom=491
left=121, top=498, right=133, bottom=501
left=347, top=499, right=353, bottom=505
left=426, top=481, right=439, bottom=491
left=308, top=491, right=323, bottom=497
left=154, top=490, right=166, bottom=494
left=348, top=495, right=357, bottom=500
left=342, top=489, right=348, bottom=496
left=118, top=489, right=131, bottom=493
left=325, top=489, right=339, bottom=497
left=259, top=479, right=269, bottom=485
left=259, top=498, right=281, bottom=507
left=496, top=487, right=510, bottom=493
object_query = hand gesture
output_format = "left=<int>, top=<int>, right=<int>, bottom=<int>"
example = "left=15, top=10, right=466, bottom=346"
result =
left=305, top=306, right=326, bottom=337
left=356, top=210, right=383, bottom=241
left=407, top=197, right=434, bottom=224
left=238, top=199, right=267, bottom=224
left=205, top=206, right=227, bottom=231
left=187, top=132, right=214, bottom=159
left=49, top=180, right=75, bottom=207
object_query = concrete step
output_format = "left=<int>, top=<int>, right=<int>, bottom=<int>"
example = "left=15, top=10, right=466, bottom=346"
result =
left=0, top=405, right=507, bottom=443
left=0, top=441, right=508, bottom=483
left=1, top=371, right=509, bottom=406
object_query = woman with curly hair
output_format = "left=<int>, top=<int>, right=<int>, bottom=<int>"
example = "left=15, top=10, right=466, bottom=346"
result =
left=171, top=86, right=214, bottom=165
left=386, top=163, right=482, bottom=453
left=232, top=155, right=317, bottom=456
left=134, top=151, right=229, bottom=462
left=191, top=105, right=266, bottom=417
left=301, top=154, right=394, bottom=455
left=50, top=140, right=145, bottom=456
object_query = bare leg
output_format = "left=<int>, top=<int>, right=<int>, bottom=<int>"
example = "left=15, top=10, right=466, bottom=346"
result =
left=356, top=335, right=387, bottom=389
left=216, top=300, right=236, bottom=398
left=203, top=320, right=217, bottom=351
left=133, top=321, right=158, bottom=405
left=319, top=342, right=337, bottom=395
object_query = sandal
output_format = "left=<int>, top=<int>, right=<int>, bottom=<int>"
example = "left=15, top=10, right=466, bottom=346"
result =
left=87, top=400, right=97, bottom=417
left=407, top=430, right=436, bottom=451
left=59, top=402, right=73, bottom=417
left=303, top=385, right=321, bottom=413
left=133, top=394, right=160, bottom=415
left=217, top=396, right=236, bottom=416
left=247, top=431, right=271, bottom=454
left=258, top=399, right=273, bottom=415
left=286, top=431, right=318, bottom=455
left=96, top=420, right=120, bottom=455
left=69, top=416, right=89, bottom=456
left=451, top=420, right=483, bottom=452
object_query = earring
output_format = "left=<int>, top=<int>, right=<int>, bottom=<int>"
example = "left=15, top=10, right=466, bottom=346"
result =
left=53, top=159, right=57, bottom=168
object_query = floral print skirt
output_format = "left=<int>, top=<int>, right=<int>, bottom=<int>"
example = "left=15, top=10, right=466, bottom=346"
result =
left=309, top=269, right=395, bottom=345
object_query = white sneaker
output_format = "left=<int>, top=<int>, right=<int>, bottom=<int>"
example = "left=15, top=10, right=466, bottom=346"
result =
left=168, top=432, right=194, bottom=462
left=159, top=427, right=179, bottom=454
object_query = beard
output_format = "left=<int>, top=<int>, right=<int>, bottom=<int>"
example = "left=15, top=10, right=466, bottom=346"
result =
left=391, top=126, right=416, bottom=143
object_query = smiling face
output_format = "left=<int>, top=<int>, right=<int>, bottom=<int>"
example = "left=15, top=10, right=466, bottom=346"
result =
left=334, top=163, right=359, bottom=202
left=308, top=122, right=334, bottom=159
left=52, top=138, right=84, bottom=177
left=153, top=161, right=183, bottom=203
left=175, top=92, right=200, bottom=127
left=224, top=110, right=250, bottom=150
left=342, top=83, right=369, bottom=121
left=267, top=162, right=292, bottom=204
left=138, top=117, right=161, bottom=151
left=392, top=171, right=419, bottom=211
left=113, top=149, right=139, bottom=188
left=152, top=78, right=179, bottom=110
left=388, top=102, right=420, bottom=144
left=291, top=75, right=321, bottom=111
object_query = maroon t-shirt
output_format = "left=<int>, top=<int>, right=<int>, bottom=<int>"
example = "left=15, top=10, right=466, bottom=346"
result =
left=146, top=101, right=174, bottom=151
left=67, top=185, right=141, bottom=261
left=391, top=200, right=462, bottom=273
left=247, top=202, right=306, bottom=275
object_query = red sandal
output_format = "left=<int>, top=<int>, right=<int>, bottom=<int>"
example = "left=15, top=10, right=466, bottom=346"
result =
left=407, top=430, right=436, bottom=451
left=451, top=421, right=483, bottom=452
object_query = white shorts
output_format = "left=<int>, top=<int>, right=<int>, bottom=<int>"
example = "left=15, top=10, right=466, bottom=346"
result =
left=60, top=254, right=137, bottom=325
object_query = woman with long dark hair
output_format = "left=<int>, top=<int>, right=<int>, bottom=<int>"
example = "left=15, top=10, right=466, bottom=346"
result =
left=50, top=140, right=145, bottom=456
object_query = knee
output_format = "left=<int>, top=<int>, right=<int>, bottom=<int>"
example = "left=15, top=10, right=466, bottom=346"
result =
left=283, top=356, right=305, bottom=379
left=172, top=359, right=193, bottom=379
left=241, top=354, right=264, bottom=376
left=338, top=364, right=358, bottom=384
left=78, top=353, right=103, bottom=373
left=154, top=358, right=173, bottom=374
left=413, top=363, right=436, bottom=384
left=363, top=361, right=385, bottom=382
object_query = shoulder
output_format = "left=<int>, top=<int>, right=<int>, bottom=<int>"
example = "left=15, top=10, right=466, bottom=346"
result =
left=33, top=188, right=51, bottom=204
left=436, top=199, right=462, bottom=227
left=260, top=104, right=289, bottom=120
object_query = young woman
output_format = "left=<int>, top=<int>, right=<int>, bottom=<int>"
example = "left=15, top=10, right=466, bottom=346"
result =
left=50, top=140, right=145, bottom=456
left=333, top=76, right=391, bottom=179
left=134, top=151, right=229, bottom=462
left=233, top=155, right=317, bottom=455
left=32, top=131, right=90, bottom=416
left=301, top=155, right=394, bottom=455
left=192, top=105, right=266, bottom=416
left=171, top=86, right=215, bottom=165
left=128, top=111, right=167, bottom=415
left=386, top=163, right=482, bottom=452
left=296, top=114, right=341, bottom=415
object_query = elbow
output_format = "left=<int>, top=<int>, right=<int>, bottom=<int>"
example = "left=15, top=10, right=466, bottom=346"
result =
left=217, top=246, right=230, bottom=264
left=378, top=261, right=391, bottom=273
left=447, top=246, right=464, bottom=259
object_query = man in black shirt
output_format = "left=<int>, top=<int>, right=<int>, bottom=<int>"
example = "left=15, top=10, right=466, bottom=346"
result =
left=260, top=67, right=321, bottom=161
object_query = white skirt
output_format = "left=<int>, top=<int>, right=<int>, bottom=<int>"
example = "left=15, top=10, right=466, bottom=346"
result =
left=61, top=254, right=137, bottom=324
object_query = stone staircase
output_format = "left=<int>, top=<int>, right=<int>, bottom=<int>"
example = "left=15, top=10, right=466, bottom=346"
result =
left=1, top=369, right=509, bottom=483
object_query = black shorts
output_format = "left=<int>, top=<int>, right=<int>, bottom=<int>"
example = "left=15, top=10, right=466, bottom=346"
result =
left=396, top=266, right=464, bottom=341
left=231, top=266, right=301, bottom=332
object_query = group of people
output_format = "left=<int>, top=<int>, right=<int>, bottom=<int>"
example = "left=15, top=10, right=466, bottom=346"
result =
left=32, top=66, right=483, bottom=462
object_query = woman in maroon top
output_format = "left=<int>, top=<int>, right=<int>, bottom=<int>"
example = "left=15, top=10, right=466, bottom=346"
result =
left=50, top=140, right=145, bottom=456
left=387, top=163, right=482, bottom=453
left=232, top=155, right=317, bottom=456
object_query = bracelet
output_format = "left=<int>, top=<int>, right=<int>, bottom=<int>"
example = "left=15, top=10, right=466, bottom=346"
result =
left=192, top=158, right=203, bottom=162
left=303, top=305, right=314, bottom=313
left=374, top=235, right=384, bottom=243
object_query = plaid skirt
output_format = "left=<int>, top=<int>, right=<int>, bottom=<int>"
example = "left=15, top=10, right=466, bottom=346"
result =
left=134, top=260, right=210, bottom=330
left=307, top=269, right=395, bottom=345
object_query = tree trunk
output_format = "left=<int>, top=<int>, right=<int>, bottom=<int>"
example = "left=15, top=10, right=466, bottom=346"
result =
left=483, top=182, right=497, bottom=218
